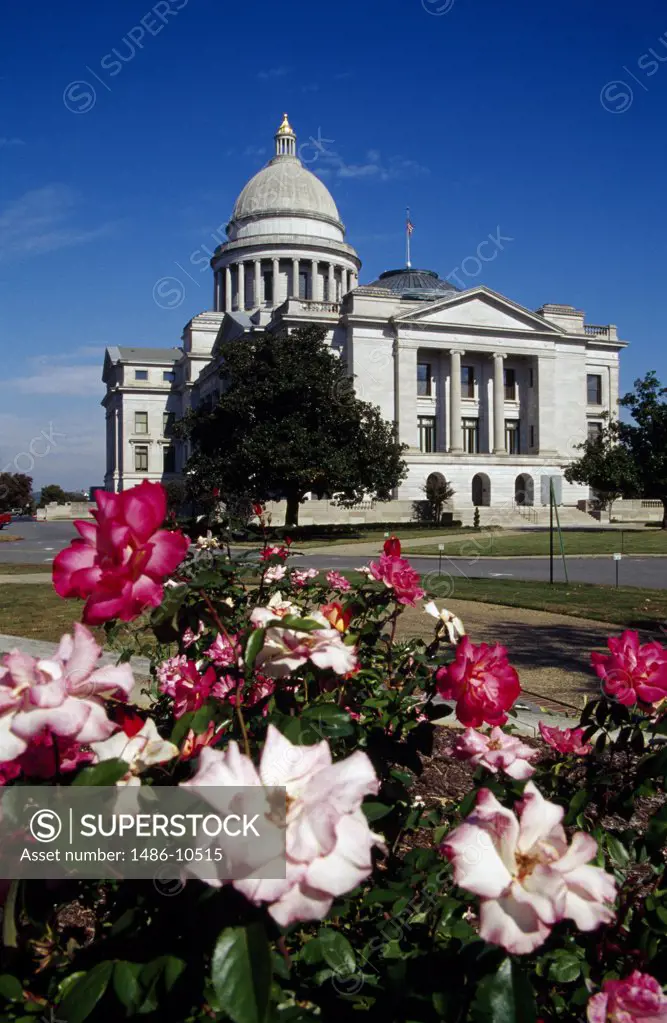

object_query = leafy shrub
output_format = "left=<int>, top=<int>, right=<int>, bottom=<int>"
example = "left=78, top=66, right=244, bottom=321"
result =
left=0, top=485, right=665, bottom=1022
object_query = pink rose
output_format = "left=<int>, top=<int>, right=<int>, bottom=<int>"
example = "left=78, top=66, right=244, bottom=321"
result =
left=291, top=569, right=319, bottom=588
left=539, top=721, right=592, bottom=755
left=587, top=970, right=667, bottom=1022
left=255, top=622, right=358, bottom=679
left=326, top=571, right=351, bottom=592
left=443, top=782, right=616, bottom=955
left=53, top=481, right=190, bottom=625
left=156, top=658, right=218, bottom=719
left=0, top=624, right=134, bottom=761
left=454, top=727, right=538, bottom=780
left=435, top=637, right=520, bottom=727
left=591, top=631, right=667, bottom=707
left=179, top=721, right=227, bottom=761
left=183, top=725, right=385, bottom=925
left=206, top=633, right=242, bottom=669
left=369, top=554, right=425, bottom=606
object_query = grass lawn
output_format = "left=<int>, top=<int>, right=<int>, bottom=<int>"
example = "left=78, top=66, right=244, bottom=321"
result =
left=1, top=574, right=666, bottom=649
left=420, top=577, right=667, bottom=628
left=404, top=528, right=667, bottom=558
left=0, top=563, right=54, bottom=575
left=0, top=585, right=98, bottom=644
left=236, top=528, right=478, bottom=550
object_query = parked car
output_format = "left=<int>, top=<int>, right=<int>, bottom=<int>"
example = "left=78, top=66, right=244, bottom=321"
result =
left=0, top=512, right=12, bottom=530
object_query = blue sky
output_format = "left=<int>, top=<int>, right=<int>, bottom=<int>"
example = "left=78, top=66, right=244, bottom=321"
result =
left=1, top=0, right=666, bottom=489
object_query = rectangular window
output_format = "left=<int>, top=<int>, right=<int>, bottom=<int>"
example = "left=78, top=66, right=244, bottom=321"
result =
left=530, top=424, right=535, bottom=448
left=299, top=271, right=309, bottom=299
left=134, top=446, right=148, bottom=472
left=163, top=411, right=175, bottom=437
left=163, top=445, right=176, bottom=474
left=505, top=420, right=520, bottom=455
left=587, top=421, right=603, bottom=443
left=587, top=373, right=602, bottom=405
left=504, top=368, right=516, bottom=401
left=418, top=416, right=436, bottom=453
left=417, top=362, right=432, bottom=397
left=462, top=418, right=479, bottom=454
left=163, top=370, right=175, bottom=383
left=134, top=411, right=148, bottom=435
left=462, top=366, right=475, bottom=399
left=529, top=367, right=534, bottom=387
left=263, top=271, right=273, bottom=304
left=135, top=370, right=148, bottom=381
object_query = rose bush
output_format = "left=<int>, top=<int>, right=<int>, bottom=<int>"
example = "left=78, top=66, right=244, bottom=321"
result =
left=0, top=481, right=664, bottom=1022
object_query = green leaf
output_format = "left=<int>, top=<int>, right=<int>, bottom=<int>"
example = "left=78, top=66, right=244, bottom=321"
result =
left=113, top=962, right=142, bottom=1013
left=72, top=758, right=130, bottom=786
left=59, top=961, right=113, bottom=1023
left=606, top=834, right=630, bottom=867
left=211, top=924, right=272, bottom=1023
left=472, top=958, right=537, bottom=1023
left=244, top=628, right=266, bottom=671
left=564, top=788, right=590, bottom=825
left=0, top=974, right=23, bottom=1001
left=301, top=704, right=354, bottom=738
left=548, top=954, right=582, bottom=983
left=362, top=801, right=392, bottom=822
left=170, top=711, right=195, bottom=747
left=319, top=928, right=356, bottom=976
left=279, top=616, right=327, bottom=632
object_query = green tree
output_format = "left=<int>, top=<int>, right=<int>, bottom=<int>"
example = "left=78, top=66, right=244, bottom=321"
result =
left=421, top=474, right=455, bottom=524
left=177, top=325, right=408, bottom=525
left=618, top=371, right=667, bottom=528
left=38, top=484, right=68, bottom=507
left=564, top=418, right=639, bottom=520
left=0, top=473, right=33, bottom=513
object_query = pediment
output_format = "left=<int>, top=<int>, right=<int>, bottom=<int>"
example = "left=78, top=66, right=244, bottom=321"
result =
left=393, top=287, right=565, bottom=335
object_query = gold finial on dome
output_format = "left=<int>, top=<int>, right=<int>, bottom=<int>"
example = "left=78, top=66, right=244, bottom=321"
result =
left=276, top=112, right=294, bottom=136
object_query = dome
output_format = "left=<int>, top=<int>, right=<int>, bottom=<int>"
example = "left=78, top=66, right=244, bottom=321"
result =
left=365, top=268, right=461, bottom=301
left=232, top=158, right=342, bottom=227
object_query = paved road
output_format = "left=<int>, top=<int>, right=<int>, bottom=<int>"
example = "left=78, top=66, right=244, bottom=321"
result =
left=1, top=521, right=666, bottom=589
left=0, top=520, right=77, bottom=564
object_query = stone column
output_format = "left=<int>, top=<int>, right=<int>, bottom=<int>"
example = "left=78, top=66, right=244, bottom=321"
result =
left=328, top=264, right=335, bottom=303
left=237, top=262, right=245, bottom=310
left=536, top=355, right=558, bottom=455
left=270, top=258, right=279, bottom=305
left=224, top=266, right=232, bottom=312
left=292, top=258, right=300, bottom=297
left=395, top=340, right=418, bottom=449
left=449, top=348, right=465, bottom=453
left=311, top=260, right=319, bottom=301
left=493, top=352, right=506, bottom=454
left=254, top=260, right=261, bottom=307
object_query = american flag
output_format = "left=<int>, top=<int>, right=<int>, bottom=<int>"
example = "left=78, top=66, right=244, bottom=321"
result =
left=406, top=216, right=414, bottom=235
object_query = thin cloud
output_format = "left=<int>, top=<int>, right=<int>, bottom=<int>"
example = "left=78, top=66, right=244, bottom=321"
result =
left=3, top=363, right=101, bottom=396
left=0, top=185, right=117, bottom=262
left=0, top=137, right=25, bottom=148
left=257, top=67, right=289, bottom=80
left=316, top=148, right=429, bottom=182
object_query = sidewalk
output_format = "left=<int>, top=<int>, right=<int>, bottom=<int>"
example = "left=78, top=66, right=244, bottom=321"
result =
left=0, top=573, right=51, bottom=584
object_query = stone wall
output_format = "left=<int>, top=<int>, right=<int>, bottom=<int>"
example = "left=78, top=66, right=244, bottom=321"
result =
left=36, top=502, right=94, bottom=521
left=264, top=499, right=419, bottom=526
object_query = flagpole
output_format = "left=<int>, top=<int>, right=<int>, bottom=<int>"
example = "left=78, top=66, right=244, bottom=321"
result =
left=406, top=207, right=412, bottom=268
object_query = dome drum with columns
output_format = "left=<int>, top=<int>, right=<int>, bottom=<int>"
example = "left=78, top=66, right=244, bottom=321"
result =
left=103, top=114, right=627, bottom=526
left=211, top=115, right=360, bottom=314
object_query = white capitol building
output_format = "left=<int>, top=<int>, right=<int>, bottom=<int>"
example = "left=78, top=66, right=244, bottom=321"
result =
left=102, top=115, right=626, bottom=524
